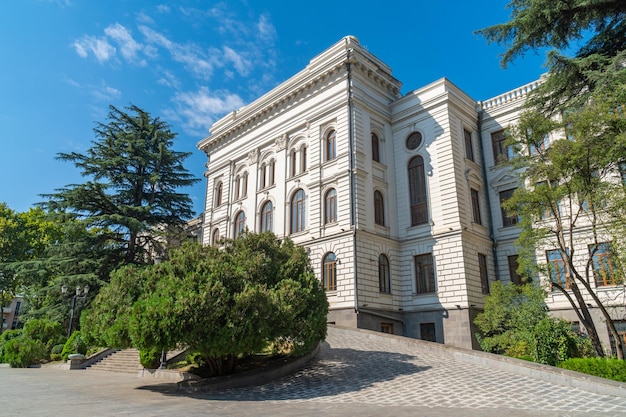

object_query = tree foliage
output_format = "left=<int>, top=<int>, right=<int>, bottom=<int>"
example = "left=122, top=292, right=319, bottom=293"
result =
left=42, top=104, right=199, bottom=265
left=475, top=281, right=591, bottom=365
left=82, top=232, right=328, bottom=376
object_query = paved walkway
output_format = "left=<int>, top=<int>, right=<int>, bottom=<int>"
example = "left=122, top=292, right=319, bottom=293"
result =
left=1, top=327, right=626, bottom=416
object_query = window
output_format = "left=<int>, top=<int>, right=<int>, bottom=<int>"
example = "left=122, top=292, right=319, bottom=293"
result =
left=464, top=129, right=474, bottom=162
left=322, top=252, right=337, bottom=291
left=620, top=162, right=626, bottom=185
left=234, top=173, right=248, bottom=200
left=406, top=132, right=422, bottom=150
left=324, top=188, right=337, bottom=224
left=529, top=134, right=549, bottom=156
left=372, top=132, right=380, bottom=163
left=290, top=189, right=306, bottom=233
left=234, top=176, right=240, bottom=199
left=212, top=228, right=220, bottom=246
left=261, top=160, right=276, bottom=189
left=300, top=146, right=307, bottom=172
left=290, top=149, right=297, bottom=177
left=414, top=253, right=435, bottom=294
left=420, top=323, right=436, bottom=342
left=374, top=190, right=385, bottom=226
left=325, top=129, right=336, bottom=161
left=379, top=254, right=391, bottom=293
left=590, top=242, right=618, bottom=286
left=269, top=160, right=275, bottom=186
left=215, top=182, right=223, bottom=207
left=491, top=130, right=513, bottom=164
left=408, top=156, right=428, bottom=226
left=478, top=253, right=490, bottom=294
left=260, top=164, right=267, bottom=189
left=471, top=188, right=482, bottom=225
left=546, top=249, right=570, bottom=289
left=234, top=211, right=246, bottom=239
left=499, top=188, right=518, bottom=227
left=508, top=255, right=524, bottom=285
left=381, top=323, right=393, bottom=334
left=260, top=201, right=273, bottom=232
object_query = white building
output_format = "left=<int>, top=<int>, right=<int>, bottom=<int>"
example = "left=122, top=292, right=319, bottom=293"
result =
left=198, top=36, right=626, bottom=352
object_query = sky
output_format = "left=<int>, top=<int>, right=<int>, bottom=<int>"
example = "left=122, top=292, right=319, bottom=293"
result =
left=0, top=0, right=549, bottom=217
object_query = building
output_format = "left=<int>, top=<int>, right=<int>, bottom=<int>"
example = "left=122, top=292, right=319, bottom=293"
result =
left=197, top=36, right=625, bottom=352
left=1, top=297, right=22, bottom=332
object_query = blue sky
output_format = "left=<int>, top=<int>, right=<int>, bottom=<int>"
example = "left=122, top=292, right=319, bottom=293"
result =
left=0, top=0, right=548, bottom=216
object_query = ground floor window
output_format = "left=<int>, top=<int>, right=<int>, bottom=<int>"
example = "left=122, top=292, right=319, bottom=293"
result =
left=381, top=323, right=393, bottom=334
left=420, top=322, right=436, bottom=342
left=609, top=320, right=626, bottom=357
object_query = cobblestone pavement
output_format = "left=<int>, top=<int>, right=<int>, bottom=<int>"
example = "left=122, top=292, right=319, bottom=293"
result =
left=1, top=327, right=626, bottom=416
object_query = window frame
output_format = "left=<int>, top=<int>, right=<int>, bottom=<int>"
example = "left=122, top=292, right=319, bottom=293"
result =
left=260, top=200, right=273, bottom=232
left=372, top=132, right=381, bottom=163
left=234, top=211, right=246, bottom=239
left=374, top=190, right=385, bottom=226
left=464, top=129, right=474, bottom=162
left=215, top=182, right=223, bottom=207
left=324, top=188, right=337, bottom=224
left=499, top=188, right=519, bottom=227
left=322, top=252, right=337, bottom=291
left=378, top=254, right=391, bottom=294
left=546, top=249, right=571, bottom=289
left=478, top=253, right=490, bottom=294
left=414, top=253, right=436, bottom=294
left=508, top=254, right=523, bottom=285
left=408, top=155, right=428, bottom=226
left=290, top=189, right=306, bottom=234
left=491, top=129, right=513, bottom=164
left=471, top=188, right=482, bottom=225
left=589, top=242, right=618, bottom=287
left=325, top=129, right=336, bottom=161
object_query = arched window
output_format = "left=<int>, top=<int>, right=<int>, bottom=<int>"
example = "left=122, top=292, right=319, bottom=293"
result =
left=234, top=176, right=241, bottom=199
left=325, top=129, right=336, bottom=161
left=269, top=160, right=275, bottom=185
left=260, top=163, right=267, bottom=189
left=372, top=132, right=380, bottom=163
left=324, top=188, right=337, bottom=224
left=408, top=156, right=428, bottom=226
left=290, top=149, right=297, bottom=177
left=234, top=211, right=246, bottom=239
left=374, top=190, right=385, bottom=226
left=242, top=172, right=248, bottom=197
left=300, top=146, right=307, bottom=172
left=260, top=201, right=273, bottom=232
left=212, top=228, right=220, bottom=246
left=215, top=182, right=223, bottom=207
left=379, top=254, right=390, bottom=293
left=322, top=252, right=337, bottom=291
left=291, top=189, right=306, bottom=233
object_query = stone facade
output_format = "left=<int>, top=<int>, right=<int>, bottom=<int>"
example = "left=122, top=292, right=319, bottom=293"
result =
left=197, top=36, right=625, bottom=352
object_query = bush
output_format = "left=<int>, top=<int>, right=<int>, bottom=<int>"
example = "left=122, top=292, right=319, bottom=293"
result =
left=139, top=348, right=161, bottom=369
left=559, top=357, right=626, bottom=382
left=4, top=337, right=46, bottom=368
left=0, top=329, right=23, bottom=362
left=61, top=331, right=87, bottom=361
left=533, top=318, right=579, bottom=366
left=23, top=319, right=65, bottom=353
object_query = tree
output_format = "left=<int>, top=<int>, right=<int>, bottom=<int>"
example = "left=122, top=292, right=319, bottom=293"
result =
left=478, top=0, right=626, bottom=359
left=43, top=104, right=199, bottom=265
left=0, top=203, right=61, bottom=322
left=82, top=233, right=329, bottom=376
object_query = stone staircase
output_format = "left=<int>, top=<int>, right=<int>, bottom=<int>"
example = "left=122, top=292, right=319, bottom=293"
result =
left=86, top=348, right=142, bottom=374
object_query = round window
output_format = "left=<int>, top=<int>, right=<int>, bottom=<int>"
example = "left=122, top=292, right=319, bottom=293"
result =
left=406, top=132, right=422, bottom=150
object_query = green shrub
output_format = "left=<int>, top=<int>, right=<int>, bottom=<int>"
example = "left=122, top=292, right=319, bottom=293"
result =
left=0, top=329, right=23, bottom=362
left=61, top=331, right=87, bottom=361
left=23, top=319, right=65, bottom=353
left=4, top=337, right=46, bottom=368
left=533, top=318, right=579, bottom=366
left=559, top=357, right=626, bottom=382
left=51, top=344, right=65, bottom=355
left=139, top=348, right=161, bottom=369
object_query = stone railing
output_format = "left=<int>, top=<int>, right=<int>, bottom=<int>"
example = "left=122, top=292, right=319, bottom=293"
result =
left=479, top=80, right=542, bottom=111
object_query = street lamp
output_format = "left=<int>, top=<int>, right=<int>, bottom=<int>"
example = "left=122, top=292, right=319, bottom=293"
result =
left=62, top=285, right=89, bottom=338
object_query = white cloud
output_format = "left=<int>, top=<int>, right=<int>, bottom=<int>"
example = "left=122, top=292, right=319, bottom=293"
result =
left=90, top=81, right=121, bottom=101
left=104, top=23, right=144, bottom=64
left=222, top=46, right=250, bottom=77
left=156, top=4, right=171, bottom=14
left=156, top=69, right=181, bottom=89
left=139, top=25, right=217, bottom=80
left=72, top=35, right=116, bottom=63
left=168, top=87, right=244, bottom=135
left=256, top=14, right=277, bottom=44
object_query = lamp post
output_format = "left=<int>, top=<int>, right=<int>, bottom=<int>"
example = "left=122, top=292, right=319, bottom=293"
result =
left=62, top=285, right=89, bottom=338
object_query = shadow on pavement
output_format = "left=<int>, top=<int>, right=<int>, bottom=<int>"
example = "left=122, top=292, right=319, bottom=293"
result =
left=136, top=342, right=431, bottom=401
